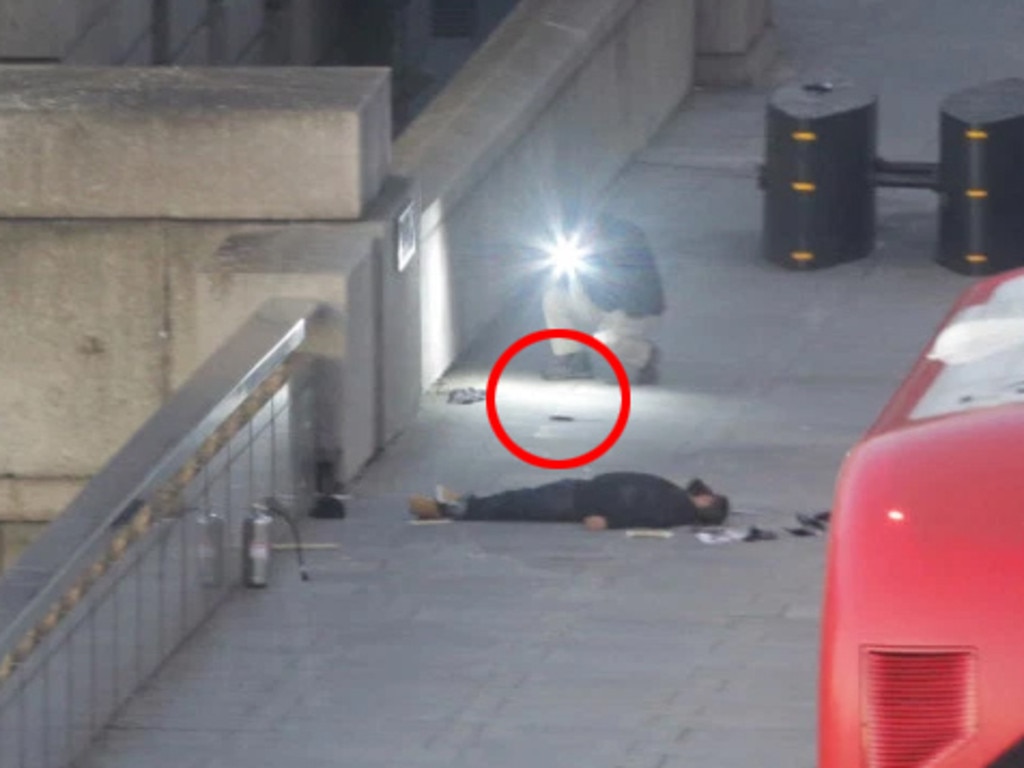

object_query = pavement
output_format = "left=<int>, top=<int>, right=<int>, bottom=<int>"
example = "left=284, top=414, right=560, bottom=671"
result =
left=78, top=1, right=1024, bottom=766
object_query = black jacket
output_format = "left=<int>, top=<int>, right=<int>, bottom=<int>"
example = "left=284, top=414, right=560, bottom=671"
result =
left=577, top=215, right=665, bottom=318
left=577, top=472, right=720, bottom=529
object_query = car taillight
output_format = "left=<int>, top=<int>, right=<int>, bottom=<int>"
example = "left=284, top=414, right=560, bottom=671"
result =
left=864, top=649, right=978, bottom=767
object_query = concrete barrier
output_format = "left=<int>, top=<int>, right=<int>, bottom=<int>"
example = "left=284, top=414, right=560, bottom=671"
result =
left=0, top=209, right=420, bottom=522
left=395, top=0, right=700, bottom=386
left=0, top=66, right=391, bottom=220
left=0, top=68, right=412, bottom=533
left=173, top=200, right=422, bottom=482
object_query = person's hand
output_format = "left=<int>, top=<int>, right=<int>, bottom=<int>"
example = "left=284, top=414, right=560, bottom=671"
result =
left=583, top=515, right=608, bottom=531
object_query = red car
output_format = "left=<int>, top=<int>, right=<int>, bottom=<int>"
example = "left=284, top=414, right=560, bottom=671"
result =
left=820, top=267, right=1024, bottom=768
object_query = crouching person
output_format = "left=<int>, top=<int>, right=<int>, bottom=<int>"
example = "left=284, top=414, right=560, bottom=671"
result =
left=541, top=212, right=665, bottom=385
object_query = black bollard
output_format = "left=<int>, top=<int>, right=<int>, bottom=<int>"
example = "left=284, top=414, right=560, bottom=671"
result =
left=937, top=78, right=1024, bottom=276
left=761, top=81, right=878, bottom=270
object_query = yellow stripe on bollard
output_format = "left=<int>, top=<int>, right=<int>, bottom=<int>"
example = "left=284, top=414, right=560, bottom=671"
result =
left=791, top=251, right=815, bottom=263
left=966, top=254, right=988, bottom=264
left=792, top=181, right=817, bottom=192
left=966, top=189, right=988, bottom=198
left=965, top=129, right=989, bottom=140
left=792, top=131, right=817, bottom=141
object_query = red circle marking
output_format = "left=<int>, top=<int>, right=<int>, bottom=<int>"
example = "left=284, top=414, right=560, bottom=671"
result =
left=486, top=329, right=632, bottom=469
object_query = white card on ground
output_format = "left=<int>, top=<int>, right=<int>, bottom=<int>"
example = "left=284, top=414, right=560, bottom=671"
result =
left=625, top=529, right=674, bottom=539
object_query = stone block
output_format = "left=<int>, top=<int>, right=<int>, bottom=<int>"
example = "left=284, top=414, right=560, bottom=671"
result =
left=697, top=0, right=770, bottom=55
left=0, top=221, right=168, bottom=478
left=0, top=203, right=415, bottom=498
left=179, top=226, right=382, bottom=483
left=0, top=66, right=391, bottom=220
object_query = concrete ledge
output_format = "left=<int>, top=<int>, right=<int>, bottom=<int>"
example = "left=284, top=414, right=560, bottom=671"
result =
left=697, top=23, right=778, bottom=87
left=0, top=190, right=420, bottom=520
left=0, top=66, right=391, bottom=220
left=180, top=201, right=421, bottom=486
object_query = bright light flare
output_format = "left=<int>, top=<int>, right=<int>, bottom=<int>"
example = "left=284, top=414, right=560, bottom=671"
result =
left=544, top=232, right=588, bottom=277
left=887, top=509, right=905, bottom=522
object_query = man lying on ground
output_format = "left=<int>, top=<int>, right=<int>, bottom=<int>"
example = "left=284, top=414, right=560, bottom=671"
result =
left=408, top=472, right=730, bottom=531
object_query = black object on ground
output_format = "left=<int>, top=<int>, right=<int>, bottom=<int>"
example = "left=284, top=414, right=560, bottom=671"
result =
left=310, top=495, right=347, bottom=519
left=743, top=526, right=778, bottom=542
left=447, top=387, right=486, bottom=404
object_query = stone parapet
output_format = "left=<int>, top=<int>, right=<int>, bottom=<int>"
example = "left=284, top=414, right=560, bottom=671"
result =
left=0, top=181, right=418, bottom=523
left=0, top=66, right=391, bottom=220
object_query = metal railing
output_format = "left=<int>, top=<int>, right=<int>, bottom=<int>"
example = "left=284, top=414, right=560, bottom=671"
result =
left=0, top=298, right=334, bottom=768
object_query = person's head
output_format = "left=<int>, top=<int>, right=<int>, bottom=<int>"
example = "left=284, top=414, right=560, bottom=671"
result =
left=686, top=478, right=730, bottom=525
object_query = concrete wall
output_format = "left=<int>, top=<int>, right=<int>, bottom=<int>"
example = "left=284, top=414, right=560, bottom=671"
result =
left=0, top=213, right=420, bottom=521
left=0, top=68, right=416, bottom=533
left=395, top=0, right=701, bottom=386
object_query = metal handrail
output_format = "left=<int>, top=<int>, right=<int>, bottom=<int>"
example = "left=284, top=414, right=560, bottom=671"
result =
left=0, top=297, right=325, bottom=689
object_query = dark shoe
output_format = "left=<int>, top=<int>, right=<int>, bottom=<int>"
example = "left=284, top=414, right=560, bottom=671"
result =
left=630, top=345, right=660, bottom=386
left=743, top=526, right=778, bottom=542
left=796, top=513, right=828, bottom=531
left=542, top=352, right=594, bottom=381
left=310, top=494, right=347, bottom=519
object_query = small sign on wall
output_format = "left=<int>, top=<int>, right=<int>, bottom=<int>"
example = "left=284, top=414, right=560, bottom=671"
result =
left=396, top=200, right=418, bottom=273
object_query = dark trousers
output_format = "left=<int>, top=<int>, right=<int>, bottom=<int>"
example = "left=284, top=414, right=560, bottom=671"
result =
left=462, top=480, right=587, bottom=523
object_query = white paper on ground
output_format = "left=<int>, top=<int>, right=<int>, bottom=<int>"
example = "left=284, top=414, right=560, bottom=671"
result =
left=625, top=529, right=674, bottom=539
left=695, top=527, right=749, bottom=545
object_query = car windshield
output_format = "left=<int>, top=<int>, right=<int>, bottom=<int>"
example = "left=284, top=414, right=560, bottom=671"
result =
left=913, top=275, right=1024, bottom=420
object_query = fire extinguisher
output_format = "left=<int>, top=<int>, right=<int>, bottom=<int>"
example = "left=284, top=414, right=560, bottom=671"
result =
left=242, top=497, right=310, bottom=588
left=242, top=506, right=273, bottom=588
left=197, top=508, right=225, bottom=588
